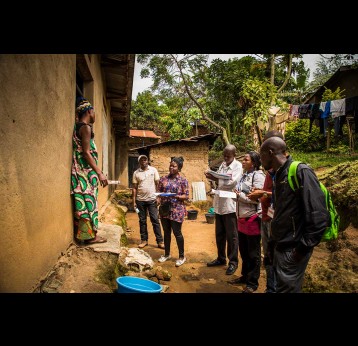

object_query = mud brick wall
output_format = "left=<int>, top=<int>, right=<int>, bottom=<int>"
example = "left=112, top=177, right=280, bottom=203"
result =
left=149, top=141, right=211, bottom=199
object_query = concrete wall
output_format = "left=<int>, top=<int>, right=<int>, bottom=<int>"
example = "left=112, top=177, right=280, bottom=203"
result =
left=0, top=54, right=117, bottom=292
left=149, top=141, right=212, bottom=199
left=0, top=54, right=76, bottom=292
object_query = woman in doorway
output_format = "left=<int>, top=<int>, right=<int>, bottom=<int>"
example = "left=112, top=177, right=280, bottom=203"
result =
left=71, top=97, right=108, bottom=244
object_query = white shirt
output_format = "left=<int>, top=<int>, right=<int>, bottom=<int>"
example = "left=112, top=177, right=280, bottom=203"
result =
left=132, top=166, right=160, bottom=201
left=213, top=159, right=243, bottom=215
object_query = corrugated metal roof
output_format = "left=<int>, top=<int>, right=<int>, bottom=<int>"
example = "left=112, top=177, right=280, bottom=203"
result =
left=129, top=133, right=219, bottom=151
left=129, top=129, right=161, bottom=139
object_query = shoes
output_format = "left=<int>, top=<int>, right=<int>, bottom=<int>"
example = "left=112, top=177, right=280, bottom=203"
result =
left=158, top=242, right=165, bottom=249
left=228, top=276, right=247, bottom=285
left=207, top=259, right=226, bottom=267
left=138, top=241, right=148, bottom=248
left=225, top=264, right=237, bottom=275
left=242, top=286, right=256, bottom=293
left=175, top=257, right=187, bottom=267
left=158, top=254, right=171, bottom=263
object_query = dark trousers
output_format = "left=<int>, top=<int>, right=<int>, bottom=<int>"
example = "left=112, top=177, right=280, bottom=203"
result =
left=136, top=200, right=163, bottom=243
left=261, top=220, right=276, bottom=293
left=215, top=213, right=239, bottom=268
left=238, top=232, right=261, bottom=290
left=274, top=247, right=313, bottom=293
left=160, top=218, right=184, bottom=258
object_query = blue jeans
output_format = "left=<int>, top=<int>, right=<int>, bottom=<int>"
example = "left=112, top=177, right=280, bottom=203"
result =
left=136, top=200, right=163, bottom=244
left=261, top=220, right=276, bottom=293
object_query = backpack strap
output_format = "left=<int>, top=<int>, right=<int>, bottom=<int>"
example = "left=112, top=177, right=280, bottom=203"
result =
left=287, top=161, right=302, bottom=191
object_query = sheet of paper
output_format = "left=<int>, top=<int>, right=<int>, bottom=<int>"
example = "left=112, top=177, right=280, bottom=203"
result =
left=210, top=189, right=236, bottom=198
left=218, top=190, right=237, bottom=198
left=206, top=170, right=232, bottom=180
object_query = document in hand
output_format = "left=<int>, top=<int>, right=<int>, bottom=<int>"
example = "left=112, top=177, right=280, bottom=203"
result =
left=211, top=189, right=237, bottom=199
left=206, top=170, right=232, bottom=180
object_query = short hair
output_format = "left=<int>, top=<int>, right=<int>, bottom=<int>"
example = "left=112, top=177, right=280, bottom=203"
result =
left=260, top=137, right=287, bottom=154
left=171, top=156, right=184, bottom=171
left=223, top=144, right=236, bottom=155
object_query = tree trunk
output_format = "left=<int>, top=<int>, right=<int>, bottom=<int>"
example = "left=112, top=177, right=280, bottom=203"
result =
left=172, top=54, right=231, bottom=146
left=270, top=54, right=275, bottom=85
left=277, top=54, right=293, bottom=93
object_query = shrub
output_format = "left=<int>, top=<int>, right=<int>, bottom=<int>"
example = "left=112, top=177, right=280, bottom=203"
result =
left=285, top=119, right=325, bottom=152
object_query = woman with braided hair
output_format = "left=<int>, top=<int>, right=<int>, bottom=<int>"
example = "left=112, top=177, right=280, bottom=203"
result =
left=71, top=97, right=108, bottom=244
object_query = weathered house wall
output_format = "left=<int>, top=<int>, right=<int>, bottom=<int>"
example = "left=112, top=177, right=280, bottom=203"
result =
left=0, top=54, right=76, bottom=292
left=0, top=54, right=124, bottom=292
left=149, top=141, right=212, bottom=199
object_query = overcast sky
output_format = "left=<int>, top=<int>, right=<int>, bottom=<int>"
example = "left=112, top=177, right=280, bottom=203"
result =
left=131, top=54, right=321, bottom=100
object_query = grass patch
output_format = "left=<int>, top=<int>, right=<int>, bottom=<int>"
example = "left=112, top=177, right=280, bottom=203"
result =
left=120, top=233, right=128, bottom=247
left=289, top=150, right=358, bottom=169
left=96, top=253, right=119, bottom=291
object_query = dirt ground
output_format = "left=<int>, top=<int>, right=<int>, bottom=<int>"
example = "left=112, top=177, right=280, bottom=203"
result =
left=36, top=209, right=266, bottom=293
left=36, top=208, right=358, bottom=293
left=125, top=210, right=267, bottom=293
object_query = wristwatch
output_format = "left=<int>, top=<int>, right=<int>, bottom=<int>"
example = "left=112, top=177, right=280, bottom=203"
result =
left=263, top=192, right=268, bottom=198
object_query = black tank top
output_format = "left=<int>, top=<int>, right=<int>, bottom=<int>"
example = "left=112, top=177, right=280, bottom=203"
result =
left=76, top=122, right=94, bottom=139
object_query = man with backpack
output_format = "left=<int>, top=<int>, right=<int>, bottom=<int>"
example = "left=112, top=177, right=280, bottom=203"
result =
left=244, top=130, right=284, bottom=293
left=259, top=137, right=330, bottom=293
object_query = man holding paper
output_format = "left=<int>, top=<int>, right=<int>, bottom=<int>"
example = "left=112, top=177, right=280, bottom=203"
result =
left=205, top=144, right=243, bottom=275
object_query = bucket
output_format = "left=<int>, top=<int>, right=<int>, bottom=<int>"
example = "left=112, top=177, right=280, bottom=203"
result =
left=116, top=276, right=162, bottom=293
left=205, top=213, right=215, bottom=224
left=187, top=210, right=198, bottom=220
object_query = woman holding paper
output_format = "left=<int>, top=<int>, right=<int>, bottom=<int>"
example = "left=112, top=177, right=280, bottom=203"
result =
left=230, top=151, right=265, bottom=293
left=157, top=157, right=189, bottom=267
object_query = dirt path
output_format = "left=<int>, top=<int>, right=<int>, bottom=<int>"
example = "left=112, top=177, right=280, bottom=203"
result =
left=126, top=210, right=266, bottom=293
left=37, top=206, right=357, bottom=293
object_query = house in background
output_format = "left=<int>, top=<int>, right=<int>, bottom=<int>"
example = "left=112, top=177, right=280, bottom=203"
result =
left=305, top=65, right=358, bottom=104
left=129, top=133, right=219, bottom=199
left=189, top=119, right=212, bottom=137
left=0, top=54, right=134, bottom=292
left=128, top=129, right=161, bottom=187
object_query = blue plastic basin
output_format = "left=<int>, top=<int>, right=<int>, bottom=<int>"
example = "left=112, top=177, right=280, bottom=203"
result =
left=116, top=276, right=162, bottom=293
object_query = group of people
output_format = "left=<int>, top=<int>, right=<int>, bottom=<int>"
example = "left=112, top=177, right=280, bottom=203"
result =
left=71, top=97, right=330, bottom=292
left=205, top=132, right=330, bottom=293
left=71, top=97, right=190, bottom=267
left=132, top=154, right=189, bottom=267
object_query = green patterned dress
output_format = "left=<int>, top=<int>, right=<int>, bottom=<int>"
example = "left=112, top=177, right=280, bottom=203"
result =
left=70, top=123, right=99, bottom=241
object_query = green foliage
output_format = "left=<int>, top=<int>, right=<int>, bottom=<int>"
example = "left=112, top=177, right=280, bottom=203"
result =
left=317, top=160, right=358, bottom=229
left=321, top=86, right=346, bottom=102
left=326, top=144, right=351, bottom=155
left=130, top=90, right=167, bottom=132
left=285, top=119, right=324, bottom=152
left=289, top=150, right=358, bottom=169
left=240, top=78, right=289, bottom=127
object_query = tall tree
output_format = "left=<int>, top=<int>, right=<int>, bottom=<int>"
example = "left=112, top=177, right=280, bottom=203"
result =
left=130, top=90, right=166, bottom=133
left=137, top=54, right=232, bottom=145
